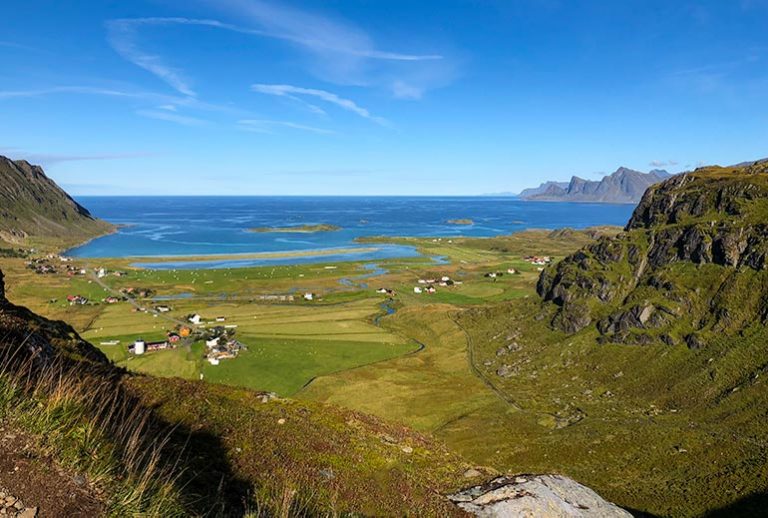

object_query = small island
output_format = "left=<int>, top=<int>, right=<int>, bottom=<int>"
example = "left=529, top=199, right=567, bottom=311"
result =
left=447, top=219, right=474, bottom=225
left=248, top=224, right=341, bottom=233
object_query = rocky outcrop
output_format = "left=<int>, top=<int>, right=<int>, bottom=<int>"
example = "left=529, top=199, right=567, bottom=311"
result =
left=537, top=161, right=768, bottom=345
left=449, top=474, right=631, bottom=517
left=0, top=155, right=113, bottom=247
left=520, top=167, right=670, bottom=204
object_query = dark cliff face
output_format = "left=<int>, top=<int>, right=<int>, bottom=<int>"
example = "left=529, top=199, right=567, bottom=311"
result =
left=0, top=155, right=113, bottom=246
left=0, top=268, right=109, bottom=365
left=537, top=161, right=768, bottom=346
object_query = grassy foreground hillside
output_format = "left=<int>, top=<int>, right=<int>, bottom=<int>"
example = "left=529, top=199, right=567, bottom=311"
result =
left=0, top=269, right=476, bottom=516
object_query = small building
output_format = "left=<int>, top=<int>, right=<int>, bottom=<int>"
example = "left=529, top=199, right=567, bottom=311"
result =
left=303, top=292, right=314, bottom=301
left=208, top=357, right=220, bottom=366
left=413, top=287, right=423, bottom=294
left=215, top=316, right=226, bottom=322
left=507, top=268, right=518, bottom=274
left=96, top=267, right=107, bottom=278
left=167, top=333, right=181, bottom=343
left=188, top=314, right=202, bottom=325
left=206, top=337, right=221, bottom=348
left=425, top=286, right=437, bottom=294
left=104, top=296, right=120, bottom=304
left=179, top=326, right=192, bottom=337
left=133, top=339, right=146, bottom=355
left=441, top=276, right=451, bottom=282
left=155, top=305, right=171, bottom=313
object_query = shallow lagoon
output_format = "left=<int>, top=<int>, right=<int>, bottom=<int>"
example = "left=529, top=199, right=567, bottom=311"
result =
left=68, top=196, right=634, bottom=268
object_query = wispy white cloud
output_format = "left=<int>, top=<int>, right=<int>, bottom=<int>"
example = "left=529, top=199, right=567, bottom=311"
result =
left=251, top=84, right=387, bottom=124
left=238, top=119, right=335, bottom=135
left=106, top=9, right=450, bottom=99
left=135, top=109, right=208, bottom=126
left=107, top=19, right=197, bottom=96
left=649, top=160, right=679, bottom=168
left=0, top=147, right=156, bottom=166
left=0, top=86, right=157, bottom=101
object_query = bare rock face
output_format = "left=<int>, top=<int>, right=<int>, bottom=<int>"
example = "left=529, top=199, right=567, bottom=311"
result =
left=449, top=474, right=632, bottom=517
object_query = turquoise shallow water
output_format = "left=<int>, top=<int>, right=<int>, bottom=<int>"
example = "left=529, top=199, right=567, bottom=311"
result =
left=67, top=196, right=634, bottom=268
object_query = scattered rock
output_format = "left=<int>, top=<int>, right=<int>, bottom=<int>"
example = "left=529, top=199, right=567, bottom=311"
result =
left=463, top=468, right=483, bottom=479
left=257, top=392, right=278, bottom=403
left=448, top=474, right=632, bottom=517
left=0, top=488, right=36, bottom=518
left=401, top=446, right=413, bottom=454
left=276, top=418, right=286, bottom=425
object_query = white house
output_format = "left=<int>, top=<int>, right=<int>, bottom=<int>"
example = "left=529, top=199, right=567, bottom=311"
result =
left=207, top=357, right=220, bottom=366
left=441, top=276, right=451, bottom=282
left=96, top=267, right=107, bottom=279
left=418, top=279, right=427, bottom=284
left=413, top=287, right=423, bottom=294
left=206, top=337, right=221, bottom=348
left=215, top=316, right=226, bottom=322
left=133, top=339, right=146, bottom=355
left=188, top=314, right=202, bottom=325
left=303, top=292, right=314, bottom=301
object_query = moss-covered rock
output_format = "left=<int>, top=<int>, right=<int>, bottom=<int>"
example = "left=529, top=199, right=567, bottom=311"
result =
left=538, top=161, right=768, bottom=345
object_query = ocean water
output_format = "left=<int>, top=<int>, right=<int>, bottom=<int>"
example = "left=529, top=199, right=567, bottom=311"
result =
left=67, top=196, right=635, bottom=266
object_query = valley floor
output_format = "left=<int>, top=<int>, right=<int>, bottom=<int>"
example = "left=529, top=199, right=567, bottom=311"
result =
left=3, top=227, right=767, bottom=516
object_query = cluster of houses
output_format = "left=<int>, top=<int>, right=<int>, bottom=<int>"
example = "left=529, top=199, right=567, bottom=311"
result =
left=205, top=335, right=246, bottom=366
left=66, top=294, right=89, bottom=305
left=26, top=258, right=58, bottom=275
left=524, top=255, right=552, bottom=266
left=376, top=288, right=396, bottom=296
left=129, top=338, right=176, bottom=355
left=119, top=287, right=155, bottom=299
left=413, top=275, right=460, bottom=295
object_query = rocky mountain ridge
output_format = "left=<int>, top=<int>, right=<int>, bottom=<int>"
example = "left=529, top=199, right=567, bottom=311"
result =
left=537, top=160, right=768, bottom=346
left=520, top=167, right=671, bottom=203
left=0, top=156, right=113, bottom=247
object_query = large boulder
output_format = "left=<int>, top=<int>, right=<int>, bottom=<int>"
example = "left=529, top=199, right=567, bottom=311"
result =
left=449, top=474, right=632, bottom=517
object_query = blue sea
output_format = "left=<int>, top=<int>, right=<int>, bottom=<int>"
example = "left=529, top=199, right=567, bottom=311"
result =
left=67, top=197, right=634, bottom=268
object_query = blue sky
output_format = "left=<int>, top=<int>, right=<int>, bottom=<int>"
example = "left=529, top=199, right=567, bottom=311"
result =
left=1, top=0, right=767, bottom=195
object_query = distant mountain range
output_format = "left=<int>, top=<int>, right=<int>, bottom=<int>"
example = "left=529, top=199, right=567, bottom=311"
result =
left=518, top=167, right=672, bottom=204
left=0, top=155, right=113, bottom=247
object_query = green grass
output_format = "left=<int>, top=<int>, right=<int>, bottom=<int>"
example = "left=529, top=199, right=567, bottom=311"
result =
left=202, top=336, right=417, bottom=396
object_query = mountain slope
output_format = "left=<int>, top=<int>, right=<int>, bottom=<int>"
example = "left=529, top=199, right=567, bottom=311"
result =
left=455, top=160, right=768, bottom=516
left=521, top=167, right=670, bottom=203
left=537, top=160, right=768, bottom=344
left=0, top=156, right=113, bottom=247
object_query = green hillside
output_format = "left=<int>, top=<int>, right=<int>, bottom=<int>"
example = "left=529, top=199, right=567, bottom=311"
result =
left=457, top=161, right=768, bottom=516
left=0, top=156, right=113, bottom=248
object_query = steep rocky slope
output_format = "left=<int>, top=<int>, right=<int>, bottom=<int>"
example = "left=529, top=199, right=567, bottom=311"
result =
left=521, top=167, right=670, bottom=203
left=0, top=156, right=113, bottom=247
left=537, top=160, right=768, bottom=345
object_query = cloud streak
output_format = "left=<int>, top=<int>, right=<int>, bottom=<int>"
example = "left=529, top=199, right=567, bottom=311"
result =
left=251, top=84, right=386, bottom=124
left=0, top=147, right=156, bottom=166
left=238, top=119, right=335, bottom=135
left=107, top=19, right=197, bottom=96
left=136, top=109, right=208, bottom=126
left=106, top=10, right=448, bottom=100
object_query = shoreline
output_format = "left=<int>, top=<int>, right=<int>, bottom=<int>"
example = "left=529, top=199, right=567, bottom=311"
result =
left=70, top=245, right=391, bottom=263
